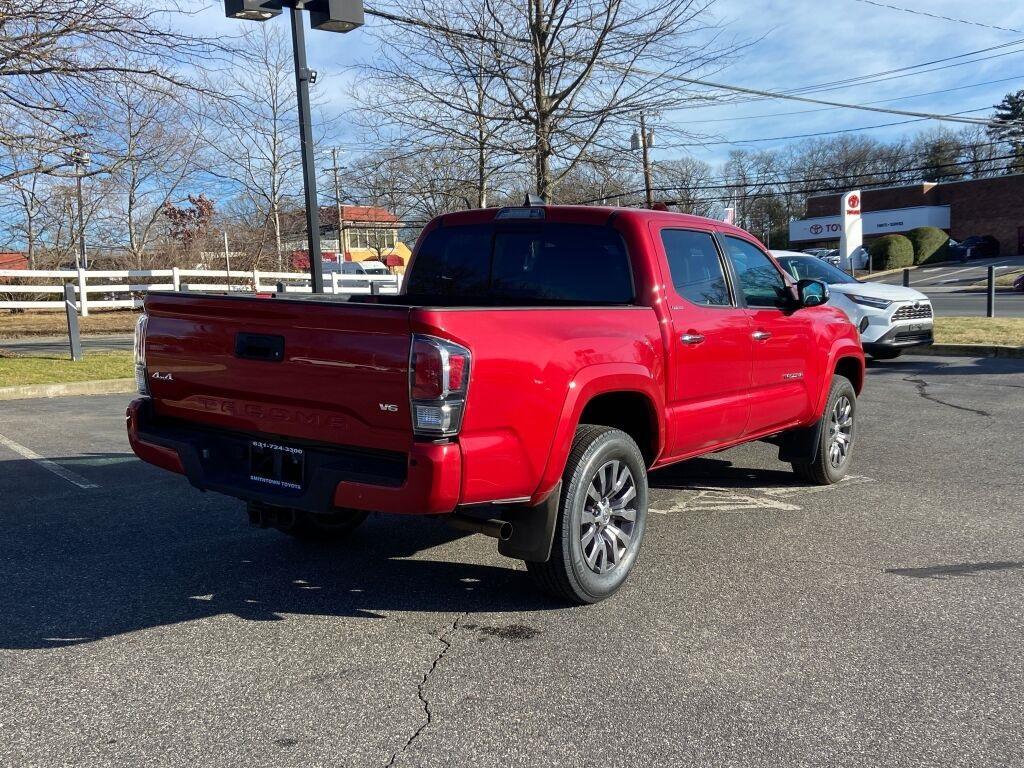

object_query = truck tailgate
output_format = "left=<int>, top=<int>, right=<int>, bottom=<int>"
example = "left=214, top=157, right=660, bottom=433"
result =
left=143, top=293, right=414, bottom=453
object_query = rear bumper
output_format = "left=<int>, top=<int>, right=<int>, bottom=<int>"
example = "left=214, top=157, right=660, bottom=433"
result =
left=126, top=398, right=461, bottom=515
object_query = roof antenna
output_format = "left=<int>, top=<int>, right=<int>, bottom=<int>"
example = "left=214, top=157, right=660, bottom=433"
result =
left=524, top=193, right=546, bottom=207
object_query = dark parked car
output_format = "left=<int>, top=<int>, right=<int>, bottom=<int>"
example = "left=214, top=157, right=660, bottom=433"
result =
left=1013, top=273, right=1024, bottom=293
left=949, top=235, right=1000, bottom=262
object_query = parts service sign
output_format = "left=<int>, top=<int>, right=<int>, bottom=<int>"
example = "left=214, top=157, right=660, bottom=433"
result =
left=839, top=190, right=863, bottom=266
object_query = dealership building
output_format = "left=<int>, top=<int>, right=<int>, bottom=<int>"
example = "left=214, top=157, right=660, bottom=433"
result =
left=790, top=174, right=1024, bottom=255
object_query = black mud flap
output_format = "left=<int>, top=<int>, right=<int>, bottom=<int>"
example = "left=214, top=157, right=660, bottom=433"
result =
left=777, top=424, right=822, bottom=464
left=498, top=481, right=561, bottom=563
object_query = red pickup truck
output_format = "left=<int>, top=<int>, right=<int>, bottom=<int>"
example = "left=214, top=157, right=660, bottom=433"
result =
left=127, top=203, right=864, bottom=604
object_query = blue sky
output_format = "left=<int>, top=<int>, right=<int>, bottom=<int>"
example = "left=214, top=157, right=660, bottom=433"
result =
left=181, top=0, right=1024, bottom=166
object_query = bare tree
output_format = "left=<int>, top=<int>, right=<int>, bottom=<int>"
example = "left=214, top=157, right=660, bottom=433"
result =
left=96, top=71, right=210, bottom=268
left=366, top=0, right=736, bottom=201
left=0, top=0, right=228, bottom=183
left=353, top=1, right=517, bottom=208
left=651, top=156, right=716, bottom=215
left=479, top=0, right=733, bottom=199
left=202, top=25, right=335, bottom=270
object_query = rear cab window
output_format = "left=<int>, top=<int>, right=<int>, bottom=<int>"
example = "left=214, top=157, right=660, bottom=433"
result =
left=406, top=223, right=634, bottom=305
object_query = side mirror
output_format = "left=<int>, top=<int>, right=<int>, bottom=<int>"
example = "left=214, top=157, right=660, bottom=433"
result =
left=797, top=278, right=829, bottom=308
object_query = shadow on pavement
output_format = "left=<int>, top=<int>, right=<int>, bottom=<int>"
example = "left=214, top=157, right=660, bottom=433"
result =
left=649, top=457, right=802, bottom=491
left=0, top=454, right=561, bottom=650
left=883, top=561, right=1024, bottom=580
left=866, top=356, right=1024, bottom=377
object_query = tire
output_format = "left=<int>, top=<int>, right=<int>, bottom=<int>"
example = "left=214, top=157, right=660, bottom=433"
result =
left=526, top=425, right=648, bottom=605
left=870, top=348, right=902, bottom=360
left=791, top=375, right=857, bottom=485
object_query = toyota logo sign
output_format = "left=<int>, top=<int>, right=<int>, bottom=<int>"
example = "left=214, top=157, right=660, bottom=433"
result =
left=848, top=194, right=860, bottom=209
left=810, top=224, right=823, bottom=235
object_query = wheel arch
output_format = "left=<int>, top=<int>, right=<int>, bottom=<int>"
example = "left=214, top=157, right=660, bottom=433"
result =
left=834, top=355, right=864, bottom=394
left=529, top=364, right=664, bottom=506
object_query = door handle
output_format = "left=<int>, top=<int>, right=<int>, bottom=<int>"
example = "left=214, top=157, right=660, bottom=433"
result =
left=752, top=330, right=772, bottom=341
left=680, top=333, right=706, bottom=345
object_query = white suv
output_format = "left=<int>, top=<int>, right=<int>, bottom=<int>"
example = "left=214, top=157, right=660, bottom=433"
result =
left=772, top=251, right=934, bottom=360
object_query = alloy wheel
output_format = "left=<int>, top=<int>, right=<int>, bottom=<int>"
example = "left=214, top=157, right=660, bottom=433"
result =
left=580, top=460, right=638, bottom=574
left=827, top=395, right=854, bottom=468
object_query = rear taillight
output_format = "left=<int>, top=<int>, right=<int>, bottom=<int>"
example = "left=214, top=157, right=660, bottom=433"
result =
left=133, top=313, right=149, bottom=396
left=409, top=334, right=471, bottom=438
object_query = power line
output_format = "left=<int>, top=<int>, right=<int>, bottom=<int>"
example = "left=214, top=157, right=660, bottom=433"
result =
left=684, top=107, right=995, bottom=147
left=678, top=75, right=1023, bottom=124
left=676, top=39, right=1024, bottom=111
left=570, top=150, right=1022, bottom=205
left=609, top=61, right=998, bottom=125
left=846, top=0, right=1023, bottom=34
left=364, top=8, right=1002, bottom=127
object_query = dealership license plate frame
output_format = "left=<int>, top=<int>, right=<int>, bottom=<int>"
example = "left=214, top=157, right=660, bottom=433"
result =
left=249, top=440, right=305, bottom=490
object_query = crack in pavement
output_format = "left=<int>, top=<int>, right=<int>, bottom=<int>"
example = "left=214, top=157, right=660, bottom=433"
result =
left=385, top=612, right=467, bottom=768
left=902, top=375, right=992, bottom=417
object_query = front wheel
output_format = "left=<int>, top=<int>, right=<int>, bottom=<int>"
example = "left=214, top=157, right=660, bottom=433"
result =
left=791, top=375, right=857, bottom=485
left=526, top=425, right=648, bottom=605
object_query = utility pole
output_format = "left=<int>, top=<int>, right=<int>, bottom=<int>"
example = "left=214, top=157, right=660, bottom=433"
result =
left=328, top=147, right=346, bottom=256
left=640, top=113, right=654, bottom=210
left=631, top=114, right=655, bottom=208
left=71, top=148, right=90, bottom=269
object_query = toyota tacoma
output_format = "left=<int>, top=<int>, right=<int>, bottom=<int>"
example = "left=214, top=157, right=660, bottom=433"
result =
left=128, top=203, right=864, bottom=604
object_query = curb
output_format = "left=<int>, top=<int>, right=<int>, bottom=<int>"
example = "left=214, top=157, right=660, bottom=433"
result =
left=911, top=344, right=1024, bottom=360
left=0, top=378, right=136, bottom=401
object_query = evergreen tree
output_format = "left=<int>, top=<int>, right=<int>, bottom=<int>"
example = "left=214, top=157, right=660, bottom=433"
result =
left=988, top=90, right=1024, bottom=174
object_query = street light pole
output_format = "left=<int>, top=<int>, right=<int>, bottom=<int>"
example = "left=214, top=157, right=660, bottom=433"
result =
left=289, top=7, right=324, bottom=293
left=223, top=0, right=364, bottom=293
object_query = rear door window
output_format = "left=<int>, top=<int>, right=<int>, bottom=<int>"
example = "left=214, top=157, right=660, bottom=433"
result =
left=661, top=229, right=732, bottom=306
left=407, top=223, right=634, bottom=304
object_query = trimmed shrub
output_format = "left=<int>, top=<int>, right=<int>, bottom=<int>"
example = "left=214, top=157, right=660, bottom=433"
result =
left=907, top=227, right=950, bottom=265
left=868, top=235, right=914, bottom=270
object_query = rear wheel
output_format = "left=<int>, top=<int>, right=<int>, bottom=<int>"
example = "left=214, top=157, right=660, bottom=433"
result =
left=526, top=425, right=648, bottom=605
left=792, top=375, right=857, bottom=485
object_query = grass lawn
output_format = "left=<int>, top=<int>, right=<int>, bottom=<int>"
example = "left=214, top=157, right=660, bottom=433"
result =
left=933, top=317, right=1024, bottom=347
left=0, top=351, right=133, bottom=388
left=0, top=310, right=141, bottom=339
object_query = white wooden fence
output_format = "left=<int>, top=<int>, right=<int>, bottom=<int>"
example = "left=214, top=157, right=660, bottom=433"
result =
left=0, top=268, right=401, bottom=316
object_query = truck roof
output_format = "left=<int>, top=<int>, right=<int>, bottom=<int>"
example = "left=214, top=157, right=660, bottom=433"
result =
left=435, top=205, right=757, bottom=241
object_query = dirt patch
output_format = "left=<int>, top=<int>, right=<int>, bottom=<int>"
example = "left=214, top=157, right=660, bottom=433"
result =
left=0, top=310, right=140, bottom=339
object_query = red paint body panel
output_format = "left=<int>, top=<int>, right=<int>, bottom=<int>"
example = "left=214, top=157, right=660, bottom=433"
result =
left=126, top=398, right=185, bottom=475
left=333, top=442, right=462, bottom=514
left=129, top=206, right=864, bottom=517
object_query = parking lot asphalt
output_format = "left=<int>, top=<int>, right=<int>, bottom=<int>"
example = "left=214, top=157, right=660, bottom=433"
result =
left=1, top=355, right=1022, bottom=768
left=865, top=258, right=1024, bottom=318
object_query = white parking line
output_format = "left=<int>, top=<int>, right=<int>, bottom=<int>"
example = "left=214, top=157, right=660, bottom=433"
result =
left=0, top=432, right=99, bottom=490
left=929, top=260, right=1011, bottom=283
